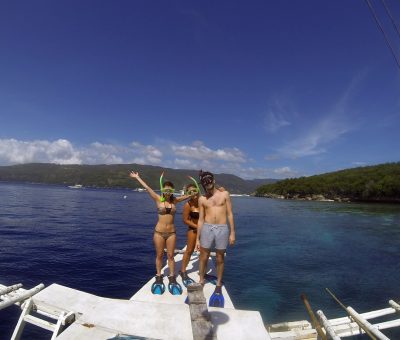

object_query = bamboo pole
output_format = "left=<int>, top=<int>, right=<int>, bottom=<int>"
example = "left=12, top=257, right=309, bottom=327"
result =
left=325, top=288, right=382, bottom=340
left=0, top=284, right=23, bottom=296
left=389, top=300, right=400, bottom=312
left=328, top=307, right=395, bottom=326
left=347, top=307, right=390, bottom=340
left=300, top=293, right=327, bottom=340
left=334, top=318, right=400, bottom=337
left=0, top=284, right=44, bottom=311
left=316, top=310, right=341, bottom=340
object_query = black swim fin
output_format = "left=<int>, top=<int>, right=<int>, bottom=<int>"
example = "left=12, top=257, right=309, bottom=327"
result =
left=179, top=271, right=195, bottom=287
left=204, top=273, right=224, bottom=286
left=209, top=286, right=224, bottom=308
left=168, top=275, right=183, bottom=295
left=151, top=275, right=165, bottom=295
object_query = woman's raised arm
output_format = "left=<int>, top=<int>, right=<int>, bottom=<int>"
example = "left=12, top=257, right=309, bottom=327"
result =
left=129, top=171, right=159, bottom=202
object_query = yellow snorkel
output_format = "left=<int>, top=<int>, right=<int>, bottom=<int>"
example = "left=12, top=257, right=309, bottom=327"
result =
left=159, top=172, right=166, bottom=202
left=187, top=176, right=201, bottom=195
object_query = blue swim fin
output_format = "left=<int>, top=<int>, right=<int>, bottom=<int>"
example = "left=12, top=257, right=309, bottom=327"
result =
left=168, top=275, right=183, bottom=295
left=179, top=271, right=195, bottom=287
left=209, top=287, right=224, bottom=308
left=151, top=275, right=165, bottom=295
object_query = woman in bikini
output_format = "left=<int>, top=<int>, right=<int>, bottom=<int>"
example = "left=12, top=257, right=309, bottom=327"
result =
left=179, top=182, right=200, bottom=286
left=129, top=171, right=192, bottom=295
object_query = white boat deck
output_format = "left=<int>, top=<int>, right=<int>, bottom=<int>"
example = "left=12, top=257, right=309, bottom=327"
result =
left=1, top=250, right=270, bottom=339
left=34, top=283, right=193, bottom=339
left=4, top=249, right=399, bottom=339
left=130, top=251, right=234, bottom=309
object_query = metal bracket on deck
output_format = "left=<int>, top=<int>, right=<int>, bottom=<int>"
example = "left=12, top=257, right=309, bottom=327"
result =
left=1, top=283, right=75, bottom=340
left=11, top=298, right=76, bottom=340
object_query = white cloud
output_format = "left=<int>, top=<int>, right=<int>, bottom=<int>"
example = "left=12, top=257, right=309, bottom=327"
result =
left=0, top=139, right=81, bottom=164
left=81, top=142, right=125, bottom=164
left=131, top=142, right=162, bottom=158
left=217, top=164, right=298, bottom=179
left=0, top=139, right=164, bottom=166
left=264, top=111, right=291, bottom=133
left=0, top=138, right=296, bottom=179
left=264, top=72, right=367, bottom=162
left=264, top=95, right=293, bottom=133
left=174, top=158, right=195, bottom=168
left=130, top=142, right=162, bottom=165
left=277, top=114, right=350, bottom=158
left=171, top=141, right=246, bottom=162
left=273, top=166, right=296, bottom=177
left=272, top=74, right=363, bottom=159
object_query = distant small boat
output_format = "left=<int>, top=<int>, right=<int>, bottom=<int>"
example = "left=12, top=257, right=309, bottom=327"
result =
left=133, top=188, right=147, bottom=192
left=68, top=184, right=83, bottom=189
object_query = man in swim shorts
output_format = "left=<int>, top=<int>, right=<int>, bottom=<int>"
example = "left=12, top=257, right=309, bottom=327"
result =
left=196, top=170, right=236, bottom=293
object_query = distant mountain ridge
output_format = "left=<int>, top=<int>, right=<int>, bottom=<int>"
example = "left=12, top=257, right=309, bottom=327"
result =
left=0, top=163, right=277, bottom=194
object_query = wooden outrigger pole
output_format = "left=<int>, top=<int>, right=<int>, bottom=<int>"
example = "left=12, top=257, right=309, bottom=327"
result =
left=325, top=288, right=390, bottom=340
left=301, top=293, right=327, bottom=340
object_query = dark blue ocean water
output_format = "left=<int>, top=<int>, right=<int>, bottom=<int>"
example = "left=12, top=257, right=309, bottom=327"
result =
left=0, top=182, right=399, bottom=339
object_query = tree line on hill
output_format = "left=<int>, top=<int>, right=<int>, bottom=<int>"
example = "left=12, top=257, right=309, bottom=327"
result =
left=255, top=162, right=400, bottom=203
left=2, top=162, right=398, bottom=202
left=0, top=163, right=276, bottom=194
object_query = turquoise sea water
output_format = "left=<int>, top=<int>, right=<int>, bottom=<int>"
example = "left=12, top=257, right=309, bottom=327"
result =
left=0, top=182, right=399, bottom=339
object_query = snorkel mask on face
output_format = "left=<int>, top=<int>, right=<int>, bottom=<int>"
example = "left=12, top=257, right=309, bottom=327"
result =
left=159, top=172, right=174, bottom=202
left=199, top=170, right=214, bottom=192
left=186, top=176, right=201, bottom=195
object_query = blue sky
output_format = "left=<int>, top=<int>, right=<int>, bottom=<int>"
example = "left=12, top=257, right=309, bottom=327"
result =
left=1, top=1, right=399, bottom=179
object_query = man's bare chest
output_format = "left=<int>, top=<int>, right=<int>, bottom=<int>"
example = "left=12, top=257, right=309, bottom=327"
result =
left=204, top=196, right=225, bottom=208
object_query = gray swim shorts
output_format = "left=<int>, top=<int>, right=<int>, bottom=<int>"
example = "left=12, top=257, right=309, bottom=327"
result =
left=200, top=223, right=229, bottom=250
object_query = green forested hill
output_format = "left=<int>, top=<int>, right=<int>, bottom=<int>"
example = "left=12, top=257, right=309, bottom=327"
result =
left=0, top=163, right=276, bottom=194
left=256, top=162, right=400, bottom=202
